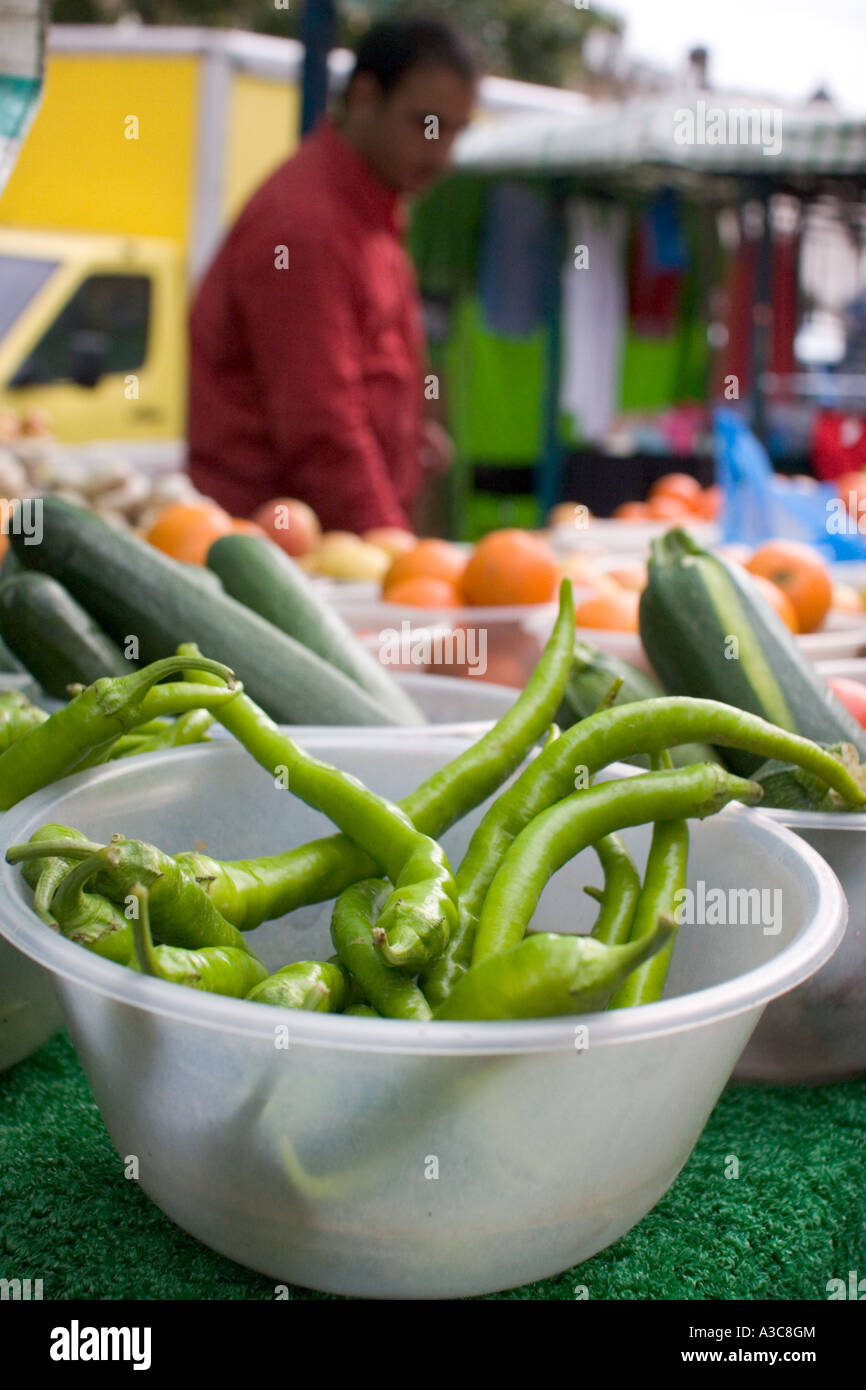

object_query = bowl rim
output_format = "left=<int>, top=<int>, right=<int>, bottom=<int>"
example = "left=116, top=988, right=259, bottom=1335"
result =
left=0, top=742, right=847, bottom=1057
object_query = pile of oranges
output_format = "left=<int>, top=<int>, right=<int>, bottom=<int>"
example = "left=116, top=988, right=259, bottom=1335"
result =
left=382, top=530, right=562, bottom=608
left=145, top=501, right=266, bottom=566
left=612, top=473, right=720, bottom=524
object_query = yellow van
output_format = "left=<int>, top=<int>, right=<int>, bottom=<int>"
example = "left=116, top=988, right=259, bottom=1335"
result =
left=0, top=25, right=585, bottom=457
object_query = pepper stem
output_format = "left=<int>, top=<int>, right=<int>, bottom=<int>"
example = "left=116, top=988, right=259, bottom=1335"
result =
left=129, top=882, right=163, bottom=978
left=94, top=655, right=237, bottom=719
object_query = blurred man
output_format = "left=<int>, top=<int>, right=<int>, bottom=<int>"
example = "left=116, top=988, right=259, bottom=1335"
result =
left=188, top=18, right=478, bottom=531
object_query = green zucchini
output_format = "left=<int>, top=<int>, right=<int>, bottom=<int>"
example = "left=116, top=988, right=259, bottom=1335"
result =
left=556, top=638, right=717, bottom=768
left=0, top=571, right=133, bottom=699
left=10, top=498, right=413, bottom=727
left=639, top=527, right=866, bottom=776
left=207, top=533, right=424, bottom=725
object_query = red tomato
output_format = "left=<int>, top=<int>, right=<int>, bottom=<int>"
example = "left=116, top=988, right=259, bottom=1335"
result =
left=827, top=677, right=866, bottom=729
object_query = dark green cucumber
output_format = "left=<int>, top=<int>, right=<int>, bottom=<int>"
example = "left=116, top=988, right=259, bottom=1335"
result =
left=556, top=637, right=717, bottom=768
left=10, top=498, right=412, bottom=727
left=0, top=571, right=133, bottom=698
left=639, top=527, right=866, bottom=776
left=0, top=632, right=23, bottom=673
left=207, top=533, right=424, bottom=725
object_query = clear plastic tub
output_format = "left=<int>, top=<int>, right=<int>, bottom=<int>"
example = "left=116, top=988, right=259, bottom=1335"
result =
left=0, top=740, right=844, bottom=1298
left=327, top=599, right=560, bottom=689
left=0, top=677, right=518, bottom=1072
left=736, top=806, right=866, bottom=1084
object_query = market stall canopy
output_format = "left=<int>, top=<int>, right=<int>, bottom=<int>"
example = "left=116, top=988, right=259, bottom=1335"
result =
left=454, top=95, right=866, bottom=184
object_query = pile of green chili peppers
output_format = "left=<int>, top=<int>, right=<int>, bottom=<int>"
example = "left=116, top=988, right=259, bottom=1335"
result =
left=6, top=579, right=866, bottom=1022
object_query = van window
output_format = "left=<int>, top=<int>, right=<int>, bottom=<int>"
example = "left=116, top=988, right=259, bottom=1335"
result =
left=11, top=274, right=151, bottom=387
left=0, top=255, right=58, bottom=340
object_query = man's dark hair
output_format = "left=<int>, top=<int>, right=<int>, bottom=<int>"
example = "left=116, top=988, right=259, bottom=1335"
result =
left=348, top=18, right=480, bottom=98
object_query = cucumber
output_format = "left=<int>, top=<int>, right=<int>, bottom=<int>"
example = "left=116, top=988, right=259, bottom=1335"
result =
left=0, top=571, right=133, bottom=699
left=207, top=534, right=424, bottom=725
left=0, top=632, right=24, bottom=673
left=10, top=498, right=413, bottom=726
left=557, top=638, right=717, bottom=768
left=639, top=527, right=866, bottom=776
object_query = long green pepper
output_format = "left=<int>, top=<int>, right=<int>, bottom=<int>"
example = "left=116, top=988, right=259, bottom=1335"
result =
left=129, top=883, right=268, bottom=997
left=0, top=655, right=240, bottom=811
left=471, top=762, right=761, bottom=965
left=173, top=582, right=575, bottom=930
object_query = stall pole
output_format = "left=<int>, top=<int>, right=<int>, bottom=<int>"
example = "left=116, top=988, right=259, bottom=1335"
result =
left=537, top=181, right=568, bottom=519
left=300, top=0, right=337, bottom=136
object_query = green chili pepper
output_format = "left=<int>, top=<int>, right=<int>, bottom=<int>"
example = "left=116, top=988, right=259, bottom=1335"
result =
left=449, top=698, right=865, bottom=979
left=34, top=841, right=136, bottom=963
left=129, top=883, right=268, bottom=996
left=608, top=819, right=689, bottom=1010
left=179, top=649, right=458, bottom=973
left=17, top=823, right=99, bottom=928
left=0, top=689, right=48, bottom=751
left=435, top=919, right=675, bottom=1020
left=173, top=586, right=575, bottom=929
left=247, top=960, right=353, bottom=1012
left=471, top=762, right=761, bottom=965
left=111, top=708, right=214, bottom=758
left=587, top=833, right=642, bottom=947
left=0, top=656, right=240, bottom=811
left=344, top=1004, right=380, bottom=1017
left=13, top=834, right=258, bottom=958
left=330, top=879, right=432, bottom=1022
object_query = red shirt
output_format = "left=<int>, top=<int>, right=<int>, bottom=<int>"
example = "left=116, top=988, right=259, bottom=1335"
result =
left=187, top=119, right=426, bottom=531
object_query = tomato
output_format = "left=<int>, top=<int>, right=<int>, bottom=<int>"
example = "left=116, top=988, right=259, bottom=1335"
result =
left=827, top=678, right=866, bottom=729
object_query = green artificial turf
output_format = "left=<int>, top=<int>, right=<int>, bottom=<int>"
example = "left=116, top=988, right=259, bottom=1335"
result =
left=1, top=1032, right=863, bottom=1301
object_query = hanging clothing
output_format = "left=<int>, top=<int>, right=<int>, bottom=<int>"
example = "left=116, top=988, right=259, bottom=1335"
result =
left=559, top=200, right=628, bottom=443
left=408, top=174, right=488, bottom=299
left=478, top=181, right=551, bottom=338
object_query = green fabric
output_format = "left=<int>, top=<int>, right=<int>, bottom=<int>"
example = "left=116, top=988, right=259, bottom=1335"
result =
left=445, top=295, right=547, bottom=463
left=409, top=175, right=488, bottom=298
left=2, top=1032, right=863, bottom=1301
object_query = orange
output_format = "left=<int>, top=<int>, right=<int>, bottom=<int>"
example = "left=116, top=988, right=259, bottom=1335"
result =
left=146, top=501, right=234, bottom=566
left=745, top=540, right=831, bottom=634
left=383, top=538, right=467, bottom=593
left=460, top=529, right=560, bottom=606
left=574, top=589, right=640, bottom=632
left=646, top=494, right=694, bottom=522
left=649, top=472, right=703, bottom=506
left=749, top=574, right=800, bottom=633
left=613, top=501, right=650, bottom=522
left=383, top=576, right=462, bottom=607
left=691, top=484, right=722, bottom=521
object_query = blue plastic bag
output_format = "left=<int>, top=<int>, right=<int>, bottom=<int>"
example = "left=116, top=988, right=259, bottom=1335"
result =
left=713, top=407, right=866, bottom=561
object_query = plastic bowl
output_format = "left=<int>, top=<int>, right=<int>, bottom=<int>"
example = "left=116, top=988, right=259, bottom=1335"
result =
left=0, top=676, right=519, bottom=1074
left=736, top=806, right=866, bottom=1084
left=329, top=599, right=559, bottom=689
left=0, top=739, right=845, bottom=1298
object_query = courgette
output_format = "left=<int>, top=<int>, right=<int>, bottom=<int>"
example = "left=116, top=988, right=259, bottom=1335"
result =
left=556, top=638, right=717, bottom=768
left=11, top=498, right=413, bottom=726
left=639, top=528, right=866, bottom=775
left=0, top=571, right=133, bottom=699
left=207, top=533, right=424, bottom=725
